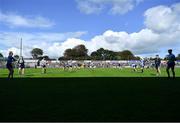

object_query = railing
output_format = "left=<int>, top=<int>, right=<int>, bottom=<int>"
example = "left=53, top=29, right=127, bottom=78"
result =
left=0, top=60, right=180, bottom=68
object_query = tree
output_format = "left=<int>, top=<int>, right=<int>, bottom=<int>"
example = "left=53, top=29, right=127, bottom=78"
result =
left=91, top=51, right=100, bottom=60
left=176, top=54, right=180, bottom=60
left=0, top=53, right=4, bottom=61
left=0, top=53, right=3, bottom=58
left=14, top=55, right=19, bottom=60
left=31, top=48, right=43, bottom=59
left=116, top=50, right=135, bottom=60
left=58, top=56, right=65, bottom=60
left=62, top=46, right=139, bottom=60
left=97, top=48, right=106, bottom=60
left=134, top=56, right=141, bottom=60
left=73, top=44, right=88, bottom=58
left=63, top=48, right=73, bottom=59
left=43, top=55, right=50, bottom=60
left=63, top=44, right=88, bottom=60
left=90, top=48, right=117, bottom=60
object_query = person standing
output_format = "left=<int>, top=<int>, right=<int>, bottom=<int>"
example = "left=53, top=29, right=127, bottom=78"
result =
left=6, top=51, right=16, bottom=79
left=132, top=63, right=137, bottom=72
left=18, top=56, right=25, bottom=76
left=41, top=58, right=47, bottom=74
left=154, top=55, right=161, bottom=76
left=140, top=58, right=145, bottom=73
left=166, top=49, right=176, bottom=78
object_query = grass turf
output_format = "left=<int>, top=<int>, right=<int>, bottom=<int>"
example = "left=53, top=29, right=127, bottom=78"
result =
left=0, top=68, right=180, bottom=121
left=0, top=67, right=180, bottom=77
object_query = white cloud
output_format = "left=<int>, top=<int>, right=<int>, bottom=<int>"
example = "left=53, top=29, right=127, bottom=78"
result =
left=76, top=0, right=143, bottom=15
left=48, top=26, right=178, bottom=58
left=47, top=38, right=86, bottom=57
left=144, top=3, right=180, bottom=33
left=1, top=26, right=180, bottom=58
left=87, top=28, right=179, bottom=55
left=1, top=2, right=180, bottom=58
left=0, top=47, right=21, bottom=57
left=76, top=0, right=105, bottom=14
left=0, top=31, right=87, bottom=58
left=0, top=12, right=55, bottom=28
left=0, top=31, right=87, bottom=47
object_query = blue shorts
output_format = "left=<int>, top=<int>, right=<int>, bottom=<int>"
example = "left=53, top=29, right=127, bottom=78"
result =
left=167, top=62, right=175, bottom=69
left=155, top=64, right=160, bottom=69
left=167, top=62, right=175, bottom=67
left=19, top=63, right=25, bottom=68
left=6, top=63, right=13, bottom=69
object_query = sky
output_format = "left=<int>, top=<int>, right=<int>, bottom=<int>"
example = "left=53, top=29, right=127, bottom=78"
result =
left=0, top=0, right=180, bottom=58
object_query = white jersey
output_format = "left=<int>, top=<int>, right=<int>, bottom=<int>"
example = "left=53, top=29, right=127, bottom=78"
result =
left=132, top=64, right=137, bottom=68
left=18, top=59, right=24, bottom=64
left=41, top=59, right=47, bottom=66
left=68, top=60, right=72, bottom=66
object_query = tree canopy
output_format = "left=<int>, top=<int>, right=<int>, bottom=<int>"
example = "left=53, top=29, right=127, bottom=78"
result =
left=176, top=54, right=180, bottom=60
left=116, top=50, right=136, bottom=60
left=63, top=44, right=88, bottom=60
left=14, top=55, right=19, bottom=60
left=43, top=55, right=50, bottom=60
left=0, top=53, right=3, bottom=58
left=90, top=48, right=116, bottom=60
left=60, top=45, right=140, bottom=60
left=31, top=48, right=43, bottom=59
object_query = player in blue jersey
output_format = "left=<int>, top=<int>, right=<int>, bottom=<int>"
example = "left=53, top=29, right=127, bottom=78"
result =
left=166, top=49, right=176, bottom=78
left=154, top=55, right=161, bottom=76
left=6, top=51, right=16, bottom=79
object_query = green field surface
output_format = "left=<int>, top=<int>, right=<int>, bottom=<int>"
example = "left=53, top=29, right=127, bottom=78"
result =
left=0, top=67, right=180, bottom=77
left=0, top=68, right=180, bottom=121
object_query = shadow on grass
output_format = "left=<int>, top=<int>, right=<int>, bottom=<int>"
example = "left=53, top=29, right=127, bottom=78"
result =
left=0, top=77, right=180, bottom=122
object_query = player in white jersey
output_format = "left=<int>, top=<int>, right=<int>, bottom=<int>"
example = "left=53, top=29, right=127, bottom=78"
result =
left=41, top=58, right=47, bottom=74
left=18, top=56, right=25, bottom=76
left=67, top=60, right=73, bottom=71
left=131, top=63, right=137, bottom=72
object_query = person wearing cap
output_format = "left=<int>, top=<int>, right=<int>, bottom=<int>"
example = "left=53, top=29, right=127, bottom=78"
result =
left=6, top=51, right=16, bottom=79
left=154, top=55, right=161, bottom=76
left=166, top=49, right=176, bottom=78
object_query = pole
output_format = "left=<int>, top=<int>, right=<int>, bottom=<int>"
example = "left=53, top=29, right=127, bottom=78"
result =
left=20, top=38, right=22, bottom=57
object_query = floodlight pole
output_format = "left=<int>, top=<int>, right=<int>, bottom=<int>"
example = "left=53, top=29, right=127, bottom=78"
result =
left=20, top=38, right=22, bottom=57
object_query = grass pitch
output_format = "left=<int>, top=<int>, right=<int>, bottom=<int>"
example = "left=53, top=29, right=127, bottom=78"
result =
left=0, top=67, right=180, bottom=121
left=0, top=67, right=180, bottom=77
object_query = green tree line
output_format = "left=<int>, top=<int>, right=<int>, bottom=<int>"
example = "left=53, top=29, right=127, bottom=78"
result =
left=1, top=45, right=180, bottom=60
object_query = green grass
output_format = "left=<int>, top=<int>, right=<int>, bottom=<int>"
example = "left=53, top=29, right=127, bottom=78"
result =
left=1, top=67, right=180, bottom=121
left=0, top=67, right=180, bottom=77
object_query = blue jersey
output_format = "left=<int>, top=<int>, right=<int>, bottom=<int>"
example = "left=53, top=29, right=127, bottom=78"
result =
left=155, top=58, right=161, bottom=65
left=7, top=56, right=16, bottom=65
left=166, top=54, right=176, bottom=65
left=140, top=60, right=145, bottom=66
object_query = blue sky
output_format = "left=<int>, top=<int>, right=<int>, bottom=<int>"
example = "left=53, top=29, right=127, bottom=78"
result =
left=0, top=0, right=180, bottom=58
